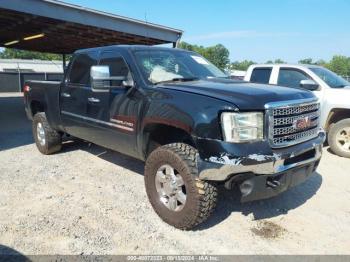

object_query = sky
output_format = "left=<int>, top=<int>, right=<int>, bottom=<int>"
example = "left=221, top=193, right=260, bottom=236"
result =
left=4, top=0, right=350, bottom=63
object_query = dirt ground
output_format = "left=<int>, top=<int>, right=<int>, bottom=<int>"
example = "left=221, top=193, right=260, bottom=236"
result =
left=0, top=93, right=349, bottom=255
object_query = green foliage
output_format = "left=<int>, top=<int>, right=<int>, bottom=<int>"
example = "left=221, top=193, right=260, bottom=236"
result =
left=314, top=59, right=327, bottom=66
left=1, top=45, right=350, bottom=77
left=229, top=60, right=256, bottom=71
left=298, top=58, right=314, bottom=65
left=266, top=59, right=286, bottom=64
left=273, top=59, right=286, bottom=64
left=326, top=55, right=350, bottom=76
left=0, top=48, right=63, bottom=60
left=298, top=56, right=350, bottom=76
left=297, top=58, right=326, bottom=66
left=178, top=42, right=230, bottom=70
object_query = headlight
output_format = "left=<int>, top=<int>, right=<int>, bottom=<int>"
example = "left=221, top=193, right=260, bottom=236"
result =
left=221, top=112, right=264, bottom=142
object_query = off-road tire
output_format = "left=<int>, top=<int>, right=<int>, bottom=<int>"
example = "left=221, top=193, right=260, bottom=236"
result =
left=328, top=118, right=350, bottom=158
left=33, top=112, right=62, bottom=155
left=144, top=143, right=218, bottom=230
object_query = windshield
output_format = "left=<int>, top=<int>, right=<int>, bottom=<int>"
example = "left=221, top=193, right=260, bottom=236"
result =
left=133, top=49, right=227, bottom=84
left=309, top=67, right=350, bottom=88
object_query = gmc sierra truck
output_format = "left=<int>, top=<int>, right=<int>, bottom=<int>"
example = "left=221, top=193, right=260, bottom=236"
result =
left=245, top=64, right=350, bottom=158
left=24, top=45, right=325, bottom=230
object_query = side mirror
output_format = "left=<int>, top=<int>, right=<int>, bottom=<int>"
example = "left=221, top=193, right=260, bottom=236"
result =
left=90, top=66, right=128, bottom=91
left=300, top=79, right=319, bottom=91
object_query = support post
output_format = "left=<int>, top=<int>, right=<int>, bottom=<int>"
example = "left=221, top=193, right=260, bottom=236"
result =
left=173, top=35, right=181, bottom=48
left=17, top=62, right=21, bottom=92
left=62, top=54, right=66, bottom=73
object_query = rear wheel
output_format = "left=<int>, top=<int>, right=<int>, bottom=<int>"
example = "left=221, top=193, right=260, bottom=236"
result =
left=144, top=143, right=218, bottom=230
left=328, top=118, right=350, bottom=158
left=33, top=112, right=62, bottom=155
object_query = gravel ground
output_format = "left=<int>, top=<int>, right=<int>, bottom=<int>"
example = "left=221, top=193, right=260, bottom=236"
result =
left=0, top=93, right=350, bottom=255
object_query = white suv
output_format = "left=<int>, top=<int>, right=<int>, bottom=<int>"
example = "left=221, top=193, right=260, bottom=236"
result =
left=245, top=64, right=350, bottom=158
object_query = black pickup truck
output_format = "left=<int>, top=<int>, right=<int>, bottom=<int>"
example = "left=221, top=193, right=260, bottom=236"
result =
left=24, top=45, right=325, bottom=230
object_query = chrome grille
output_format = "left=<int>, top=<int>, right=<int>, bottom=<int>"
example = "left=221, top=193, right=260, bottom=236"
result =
left=273, top=111, right=319, bottom=126
left=266, top=99, right=320, bottom=148
left=272, top=103, right=319, bottom=116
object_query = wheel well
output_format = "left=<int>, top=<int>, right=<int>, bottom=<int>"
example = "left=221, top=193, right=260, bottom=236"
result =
left=325, top=108, right=350, bottom=131
left=31, top=101, right=44, bottom=116
left=144, top=124, right=195, bottom=157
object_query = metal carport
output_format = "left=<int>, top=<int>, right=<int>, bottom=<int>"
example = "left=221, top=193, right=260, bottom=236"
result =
left=0, top=0, right=182, bottom=92
left=0, top=0, right=183, bottom=54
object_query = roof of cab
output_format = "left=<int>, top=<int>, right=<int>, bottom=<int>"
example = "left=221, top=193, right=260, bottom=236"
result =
left=74, top=45, right=194, bottom=54
left=251, top=64, right=323, bottom=69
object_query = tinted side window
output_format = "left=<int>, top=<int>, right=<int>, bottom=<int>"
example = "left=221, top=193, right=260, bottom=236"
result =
left=250, top=68, right=272, bottom=84
left=278, top=69, right=310, bottom=88
left=99, top=52, right=131, bottom=87
left=69, top=52, right=98, bottom=85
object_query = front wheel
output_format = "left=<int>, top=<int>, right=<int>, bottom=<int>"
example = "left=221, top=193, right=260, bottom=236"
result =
left=144, top=143, right=218, bottom=230
left=33, top=112, right=62, bottom=155
left=328, top=118, right=350, bottom=158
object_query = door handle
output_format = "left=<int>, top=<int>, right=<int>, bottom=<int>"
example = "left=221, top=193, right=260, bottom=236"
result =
left=61, top=92, right=71, bottom=98
left=88, top=97, right=100, bottom=103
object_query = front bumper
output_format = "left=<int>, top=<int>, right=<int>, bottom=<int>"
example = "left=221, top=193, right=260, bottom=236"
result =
left=196, top=130, right=325, bottom=201
left=237, top=159, right=319, bottom=202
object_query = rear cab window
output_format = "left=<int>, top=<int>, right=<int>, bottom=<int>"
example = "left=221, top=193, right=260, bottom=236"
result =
left=250, top=68, right=272, bottom=84
left=99, top=51, right=132, bottom=88
left=68, top=52, right=98, bottom=86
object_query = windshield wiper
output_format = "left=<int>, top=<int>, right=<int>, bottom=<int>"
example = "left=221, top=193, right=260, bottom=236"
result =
left=154, top=77, right=200, bottom=85
left=334, top=84, right=348, bottom=88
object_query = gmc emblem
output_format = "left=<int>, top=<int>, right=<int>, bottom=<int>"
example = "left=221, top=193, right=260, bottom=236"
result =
left=294, top=117, right=312, bottom=130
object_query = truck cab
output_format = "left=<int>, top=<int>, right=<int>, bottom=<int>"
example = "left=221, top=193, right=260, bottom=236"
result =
left=245, top=64, right=350, bottom=158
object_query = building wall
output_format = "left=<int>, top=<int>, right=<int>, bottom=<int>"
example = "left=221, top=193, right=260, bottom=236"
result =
left=0, top=59, right=63, bottom=92
left=0, top=59, right=63, bottom=73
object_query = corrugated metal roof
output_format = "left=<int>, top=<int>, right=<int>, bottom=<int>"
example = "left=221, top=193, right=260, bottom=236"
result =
left=0, top=0, right=183, bottom=54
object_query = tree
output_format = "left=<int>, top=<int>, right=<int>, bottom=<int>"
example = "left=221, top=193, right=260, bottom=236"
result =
left=265, top=59, right=286, bottom=64
left=0, top=48, right=63, bottom=60
left=326, top=55, right=350, bottom=76
left=315, top=59, right=327, bottom=67
left=177, top=42, right=196, bottom=52
left=298, top=58, right=314, bottom=65
left=296, top=56, right=350, bottom=76
left=273, top=59, right=286, bottom=64
left=229, top=60, right=256, bottom=71
left=178, top=42, right=230, bottom=70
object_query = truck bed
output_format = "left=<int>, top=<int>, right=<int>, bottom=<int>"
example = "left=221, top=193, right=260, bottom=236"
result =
left=24, top=80, right=63, bottom=131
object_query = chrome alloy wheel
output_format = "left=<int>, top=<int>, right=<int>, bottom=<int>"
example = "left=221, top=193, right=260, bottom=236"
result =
left=155, top=164, right=187, bottom=212
left=37, top=122, right=46, bottom=146
left=336, top=127, right=350, bottom=153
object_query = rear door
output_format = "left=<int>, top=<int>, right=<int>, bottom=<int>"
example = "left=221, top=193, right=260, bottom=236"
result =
left=60, top=51, right=98, bottom=139
left=85, top=50, right=140, bottom=157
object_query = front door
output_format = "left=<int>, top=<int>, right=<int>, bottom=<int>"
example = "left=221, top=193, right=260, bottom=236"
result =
left=85, top=51, right=141, bottom=157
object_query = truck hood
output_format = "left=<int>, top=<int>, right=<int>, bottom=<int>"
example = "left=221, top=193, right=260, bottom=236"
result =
left=159, top=79, right=315, bottom=110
